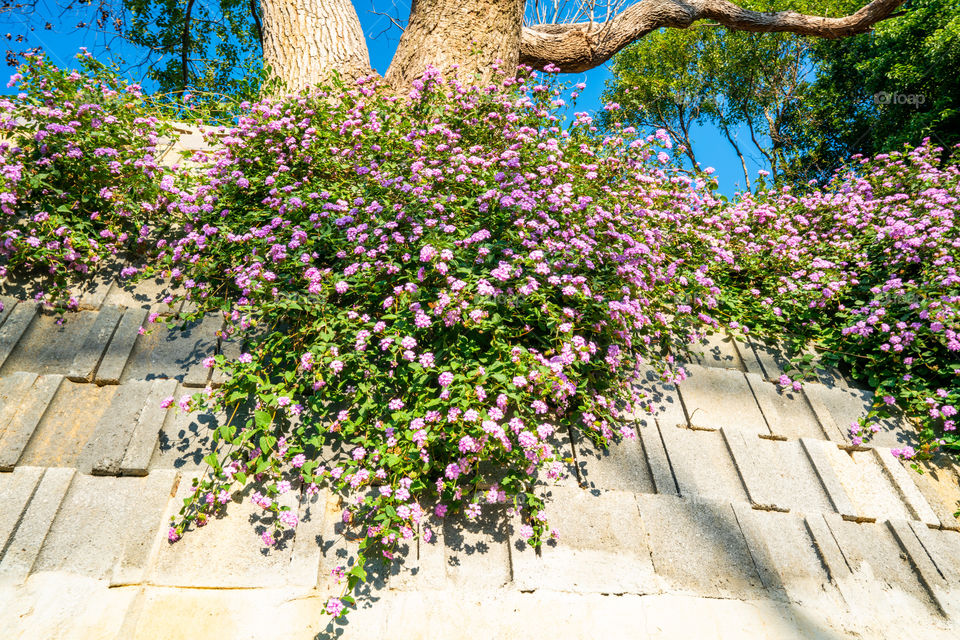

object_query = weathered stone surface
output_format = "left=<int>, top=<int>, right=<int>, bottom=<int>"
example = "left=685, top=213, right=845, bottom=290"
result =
left=908, top=458, right=960, bottom=531
left=824, top=514, right=943, bottom=620
left=119, top=379, right=179, bottom=476
left=677, top=365, right=769, bottom=435
left=803, top=382, right=917, bottom=450
left=102, top=275, right=180, bottom=313
left=658, top=424, right=748, bottom=503
left=872, top=448, right=940, bottom=528
left=732, top=504, right=843, bottom=611
left=66, top=305, right=123, bottom=382
left=0, top=466, right=44, bottom=554
left=803, top=514, right=863, bottom=609
left=724, top=430, right=833, bottom=514
left=96, top=307, right=148, bottom=385
left=0, top=309, right=98, bottom=376
left=886, top=519, right=959, bottom=619
left=78, top=380, right=161, bottom=475
left=423, top=507, right=512, bottom=590
left=738, top=336, right=791, bottom=381
left=799, top=439, right=858, bottom=521
left=0, top=371, right=37, bottom=434
left=111, top=470, right=179, bottom=586
left=149, top=473, right=299, bottom=588
left=120, top=312, right=219, bottom=387
left=0, top=374, right=62, bottom=471
left=573, top=423, right=654, bottom=494
left=631, top=365, right=686, bottom=429
left=33, top=472, right=176, bottom=580
left=832, top=449, right=913, bottom=522
left=286, top=487, right=326, bottom=587
left=637, top=419, right=678, bottom=496
left=681, top=330, right=745, bottom=371
left=0, top=295, right=15, bottom=326
left=150, top=389, right=223, bottom=472
left=637, top=494, right=766, bottom=599
left=745, top=373, right=831, bottom=441
left=1, top=573, right=136, bottom=640
left=17, top=380, right=117, bottom=469
left=0, top=300, right=37, bottom=370
left=908, top=523, right=960, bottom=587
left=511, top=486, right=657, bottom=594
left=0, top=467, right=74, bottom=585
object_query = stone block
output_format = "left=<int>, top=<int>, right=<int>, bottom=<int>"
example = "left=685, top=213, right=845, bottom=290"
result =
left=96, top=307, right=148, bottom=385
left=745, top=372, right=832, bottom=441
left=803, top=513, right=863, bottom=610
left=637, top=419, right=678, bottom=496
left=0, top=466, right=44, bottom=553
left=676, top=365, right=769, bottom=435
left=0, top=309, right=99, bottom=376
left=119, top=312, right=220, bottom=387
left=0, top=374, right=62, bottom=471
left=431, top=506, right=512, bottom=590
left=17, top=380, right=117, bottom=469
left=838, top=449, right=913, bottom=522
left=572, top=423, right=655, bottom=494
left=824, top=514, right=944, bottom=620
left=803, top=382, right=917, bottom=450
left=511, top=486, right=657, bottom=594
left=150, top=389, right=223, bottom=472
left=725, top=431, right=833, bottom=514
left=872, top=448, right=940, bottom=528
left=658, top=423, right=748, bottom=503
left=908, top=459, right=960, bottom=531
left=0, top=371, right=37, bottom=434
left=0, top=300, right=37, bottom=370
left=0, top=295, right=14, bottom=326
left=637, top=494, right=766, bottom=599
left=630, top=365, right=686, bottom=430
left=102, top=275, right=180, bottom=313
left=732, top=505, right=843, bottom=610
left=799, top=438, right=858, bottom=521
left=66, top=305, right=123, bottom=382
left=886, top=519, right=959, bottom=619
left=79, top=379, right=173, bottom=475
left=738, top=336, right=791, bottom=381
left=907, top=523, right=960, bottom=588
left=149, top=473, right=300, bottom=588
left=681, top=330, right=745, bottom=371
left=0, top=467, right=74, bottom=585
left=33, top=472, right=176, bottom=581
left=210, top=333, right=243, bottom=387
left=119, top=379, right=179, bottom=476
left=111, top=469, right=179, bottom=586
left=2, top=573, right=135, bottom=640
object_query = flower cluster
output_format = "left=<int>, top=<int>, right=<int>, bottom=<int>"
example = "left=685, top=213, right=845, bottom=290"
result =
left=0, top=51, right=178, bottom=306
left=154, top=65, right=727, bottom=612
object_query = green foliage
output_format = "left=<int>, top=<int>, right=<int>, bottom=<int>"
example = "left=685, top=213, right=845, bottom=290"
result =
left=786, top=0, right=960, bottom=182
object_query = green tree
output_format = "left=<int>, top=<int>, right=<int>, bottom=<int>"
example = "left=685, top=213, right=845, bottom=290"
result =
left=785, top=0, right=960, bottom=182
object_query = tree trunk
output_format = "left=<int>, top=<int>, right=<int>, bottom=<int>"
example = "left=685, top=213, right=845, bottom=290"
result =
left=260, top=0, right=372, bottom=93
left=385, top=0, right=524, bottom=89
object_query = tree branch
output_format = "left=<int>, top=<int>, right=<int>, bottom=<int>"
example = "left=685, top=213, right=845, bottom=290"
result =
left=181, top=0, right=195, bottom=91
left=520, top=0, right=908, bottom=73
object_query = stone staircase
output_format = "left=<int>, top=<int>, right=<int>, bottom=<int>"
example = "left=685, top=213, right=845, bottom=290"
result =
left=1, top=278, right=959, bottom=639
left=2, top=126, right=960, bottom=636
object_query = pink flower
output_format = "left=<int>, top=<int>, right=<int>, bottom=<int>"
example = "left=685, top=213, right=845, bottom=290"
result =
left=326, top=597, right=345, bottom=617
left=335, top=281, right=349, bottom=294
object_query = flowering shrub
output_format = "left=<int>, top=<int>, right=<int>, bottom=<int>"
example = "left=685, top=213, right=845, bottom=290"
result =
left=713, top=143, right=960, bottom=459
left=153, top=67, right=728, bottom=615
left=0, top=52, right=176, bottom=307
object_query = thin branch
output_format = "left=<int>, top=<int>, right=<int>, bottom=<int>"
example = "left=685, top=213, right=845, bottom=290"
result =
left=181, top=0, right=195, bottom=91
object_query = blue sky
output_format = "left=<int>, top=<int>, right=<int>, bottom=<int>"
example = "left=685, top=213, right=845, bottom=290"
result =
left=1, top=1, right=769, bottom=195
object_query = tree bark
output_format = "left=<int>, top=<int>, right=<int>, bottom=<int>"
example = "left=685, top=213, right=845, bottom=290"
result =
left=385, top=0, right=524, bottom=89
left=260, top=0, right=372, bottom=93
left=520, top=0, right=908, bottom=73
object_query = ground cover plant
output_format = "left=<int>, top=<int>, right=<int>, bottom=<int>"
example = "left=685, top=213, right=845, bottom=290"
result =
left=0, top=51, right=177, bottom=309
left=1, top=55, right=958, bottom=620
